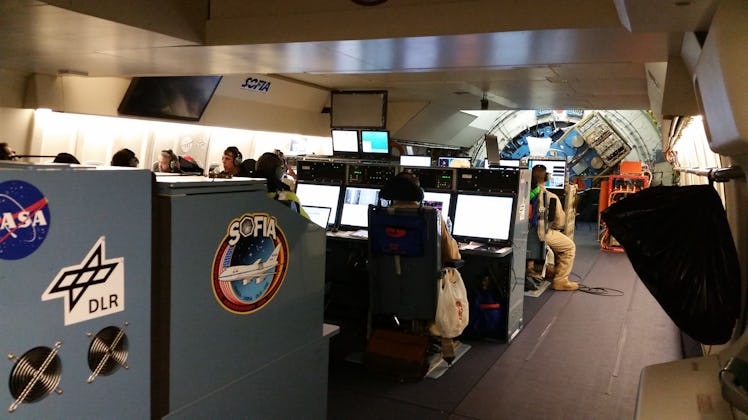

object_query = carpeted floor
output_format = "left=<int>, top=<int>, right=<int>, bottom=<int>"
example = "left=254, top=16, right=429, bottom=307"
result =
left=327, top=223, right=682, bottom=419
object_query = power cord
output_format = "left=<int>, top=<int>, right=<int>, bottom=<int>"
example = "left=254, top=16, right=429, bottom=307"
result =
left=570, top=272, right=624, bottom=297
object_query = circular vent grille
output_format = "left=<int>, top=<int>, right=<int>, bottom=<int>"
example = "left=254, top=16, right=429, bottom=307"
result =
left=87, top=326, right=128, bottom=378
left=8, top=346, right=62, bottom=406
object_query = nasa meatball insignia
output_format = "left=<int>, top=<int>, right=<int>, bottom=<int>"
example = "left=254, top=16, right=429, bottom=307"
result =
left=0, top=179, right=51, bottom=260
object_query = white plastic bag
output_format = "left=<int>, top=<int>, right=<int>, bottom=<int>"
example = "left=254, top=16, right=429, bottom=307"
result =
left=434, top=268, right=469, bottom=338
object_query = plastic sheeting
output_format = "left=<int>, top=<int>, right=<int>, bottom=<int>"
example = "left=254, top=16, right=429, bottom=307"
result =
left=601, top=185, right=741, bottom=344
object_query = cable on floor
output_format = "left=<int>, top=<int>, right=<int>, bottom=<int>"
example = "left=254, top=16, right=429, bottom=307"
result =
left=570, top=272, right=625, bottom=297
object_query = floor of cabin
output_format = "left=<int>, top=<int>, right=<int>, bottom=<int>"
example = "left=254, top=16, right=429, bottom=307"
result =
left=326, top=222, right=683, bottom=419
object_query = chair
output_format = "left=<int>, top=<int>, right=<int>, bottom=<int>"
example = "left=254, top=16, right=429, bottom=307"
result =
left=367, top=205, right=441, bottom=321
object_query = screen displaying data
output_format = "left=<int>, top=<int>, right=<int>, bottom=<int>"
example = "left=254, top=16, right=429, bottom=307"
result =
left=340, top=187, right=380, bottom=228
left=529, top=159, right=567, bottom=188
left=332, top=129, right=359, bottom=153
left=360, top=130, right=389, bottom=154
left=452, top=193, right=514, bottom=241
left=400, top=155, right=431, bottom=167
left=422, top=191, right=452, bottom=215
left=304, top=206, right=332, bottom=229
left=295, top=183, right=341, bottom=226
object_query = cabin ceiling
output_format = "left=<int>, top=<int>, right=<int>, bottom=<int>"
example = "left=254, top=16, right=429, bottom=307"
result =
left=0, top=0, right=718, bottom=111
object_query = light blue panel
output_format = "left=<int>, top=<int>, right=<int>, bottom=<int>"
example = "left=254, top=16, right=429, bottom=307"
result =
left=155, top=179, right=327, bottom=414
left=164, top=338, right=330, bottom=420
left=0, top=165, right=151, bottom=419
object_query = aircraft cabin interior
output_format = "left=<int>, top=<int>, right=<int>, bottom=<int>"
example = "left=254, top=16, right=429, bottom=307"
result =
left=1, top=0, right=747, bottom=419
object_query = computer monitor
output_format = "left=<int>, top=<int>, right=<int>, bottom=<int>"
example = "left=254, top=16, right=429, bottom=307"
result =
left=331, top=129, right=359, bottom=153
left=499, top=159, right=520, bottom=167
left=340, top=186, right=381, bottom=228
left=438, top=157, right=471, bottom=168
left=304, top=206, right=332, bottom=229
left=422, top=191, right=452, bottom=216
left=360, top=130, right=390, bottom=154
left=295, top=183, right=341, bottom=227
left=452, top=193, right=514, bottom=243
left=529, top=159, right=567, bottom=188
left=399, top=155, right=431, bottom=167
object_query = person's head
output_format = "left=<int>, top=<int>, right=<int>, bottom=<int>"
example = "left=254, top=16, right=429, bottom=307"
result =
left=256, top=152, right=285, bottom=180
left=240, top=158, right=257, bottom=176
left=381, top=171, right=424, bottom=203
left=222, top=146, right=242, bottom=174
left=111, top=148, right=139, bottom=167
left=0, top=143, right=17, bottom=160
left=53, top=152, right=80, bottom=164
left=159, top=149, right=179, bottom=171
left=532, top=164, right=547, bottom=188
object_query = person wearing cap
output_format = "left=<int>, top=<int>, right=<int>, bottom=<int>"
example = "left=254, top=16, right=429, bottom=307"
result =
left=255, top=152, right=309, bottom=219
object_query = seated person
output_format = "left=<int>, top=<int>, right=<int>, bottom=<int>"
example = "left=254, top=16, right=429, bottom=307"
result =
left=272, top=149, right=297, bottom=190
left=152, top=149, right=180, bottom=173
left=238, top=158, right=257, bottom=177
left=255, top=152, right=309, bottom=219
left=0, top=142, right=18, bottom=160
left=380, top=172, right=460, bottom=264
left=218, top=146, right=243, bottom=177
left=53, top=152, right=80, bottom=164
left=111, top=149, right=139, bottom=167
left=530, top=164, right=578, bottom=291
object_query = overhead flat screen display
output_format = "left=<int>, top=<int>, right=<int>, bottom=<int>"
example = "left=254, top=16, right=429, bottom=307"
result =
left=118, top=75, right=222, bottom=121
left=295, top=183, right=341, bottom=226
left=331, top=90, right=387, bottom=129
left=360, top=130, right=389, bottom=154
left=331, top=129, right=359, bottom=153
left=452, top=193, right=514, bottom=242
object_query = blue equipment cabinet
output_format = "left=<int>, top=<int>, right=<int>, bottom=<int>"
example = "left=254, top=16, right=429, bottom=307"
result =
left=0, top=163, right=152, bottom=418
left=152, top=176, right=330, bottom=419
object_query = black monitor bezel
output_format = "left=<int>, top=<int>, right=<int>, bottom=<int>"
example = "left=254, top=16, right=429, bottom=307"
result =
left=450, top=191, right=516, bottom=244
left=295, top=181, right=344, bottom=228
left=338, top=185, right=382, bottom=230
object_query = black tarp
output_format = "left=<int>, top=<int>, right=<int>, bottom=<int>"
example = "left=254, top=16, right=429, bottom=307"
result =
left=601, top=185, right=741, bottom=344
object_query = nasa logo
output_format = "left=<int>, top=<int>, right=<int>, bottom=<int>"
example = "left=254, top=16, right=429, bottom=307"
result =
left=212, top=213, right=289, bottom=314
left=0, top=180, right=51, bottom=260
left=240, top=77, right=271, bottom=93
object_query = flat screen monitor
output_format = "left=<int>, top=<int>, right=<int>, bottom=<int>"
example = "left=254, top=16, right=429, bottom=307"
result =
left=331, top=129, right=359, bottom=153
left=438, top=157, right=471, bottom=168
left=340, top=187, right=380, bottom=228
left=529, top=159, right=567, bottom=188
left=295, top=183, right=341, bottom=226
left=304, top=206, right=332, bottom=229
left=118, top=75, right=222, bottom=121
left=360, top=130, right=389, bottom=154
left=400, top=155, right=431, bottom=167
left=499, top=159, right=521, bottom=167
left=452, top=193, right=514, bottom=243
left=422, top=191, right=452, bottom=216
left=331, top=90, right=387, bottom=129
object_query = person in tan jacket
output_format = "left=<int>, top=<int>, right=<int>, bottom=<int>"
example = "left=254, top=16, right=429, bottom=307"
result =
left=530, top=165, right=578, bottom=291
